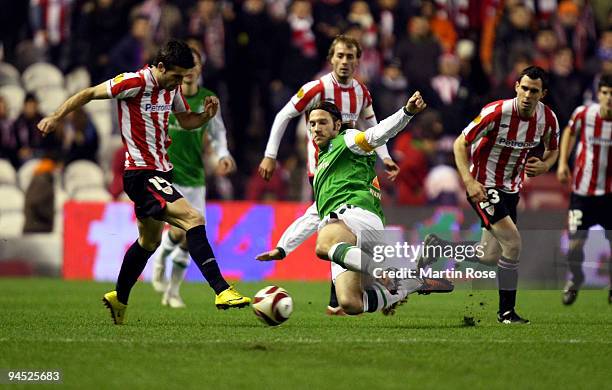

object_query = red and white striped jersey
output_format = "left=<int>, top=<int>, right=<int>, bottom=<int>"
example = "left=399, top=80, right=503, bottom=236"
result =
left=105, top=67, right=190, bottom=171
left=463, top=98, right=560, bottom=192
left=568, top=104, right=612, bottom=196
left=265, top=72, right=380, bottom=176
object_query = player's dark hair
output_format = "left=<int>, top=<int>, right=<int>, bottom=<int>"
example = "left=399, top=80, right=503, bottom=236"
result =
left=598, top=74, right=612, bottom=90
left=152, top=39, right=195, bottom=70
left=517, top=66, right=549, bottom=91
left=309, top=101, right=342, bottom=123
left=327, top=35, right=362, bottom=61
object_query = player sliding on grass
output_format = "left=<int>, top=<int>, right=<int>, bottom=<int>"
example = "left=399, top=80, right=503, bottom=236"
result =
left=38, top=39, right=250, bottom=325
left=259, top=35, right=400, bottom=316
left=420, top=66, right=560, bottom=324
left=258, top=93, right=452, bottom=315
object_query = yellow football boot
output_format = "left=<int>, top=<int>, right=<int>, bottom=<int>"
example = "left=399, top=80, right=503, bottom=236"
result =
left=102, top=291, right=127, bottom=325
left=215, top=286, right=251, bottom=310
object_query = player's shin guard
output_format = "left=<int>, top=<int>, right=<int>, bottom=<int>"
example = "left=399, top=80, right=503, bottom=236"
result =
left=167, top=247, right=190, bottom=296
left=567, top=246, right=585, bottom=287
left=186, top=225, right=230, bottom=294
left=497, top=257, right=519, bottom=313
left=328, top=242, right=376, bottom=276
left=116, top=240, right=155, bottom=304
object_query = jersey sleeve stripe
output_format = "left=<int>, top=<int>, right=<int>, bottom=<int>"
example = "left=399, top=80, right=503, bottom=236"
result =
left=110, top=76, right=143, bottom=98
left=293, top=82, right=323, bottom=113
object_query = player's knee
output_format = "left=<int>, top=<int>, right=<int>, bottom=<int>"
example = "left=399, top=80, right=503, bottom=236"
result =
left=337, top=295, right=363, bottom=315
left=498, top=234, right=521, bottom=259
left=184, top=208, right=205, bottom=229
left=139, top=237, right=161, bottom=252
left=315, top=238, right=334, bottom=260
left=315, top=243, right=330, bottom=259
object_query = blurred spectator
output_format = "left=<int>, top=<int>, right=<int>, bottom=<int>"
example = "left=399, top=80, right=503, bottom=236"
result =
left=491, top=52, right=533, bottom=99
left=392, top=111, right=441, bottom=205
left=424, top=165, right=463, bottom=206
left=73, top=0, right=135, bottom=83
left=552, top=0, right=597, bottom=71
left=188, top=0, right=227, bottom=92
left=584, top=30, right=612, bottom=102
left=374, top=0, right=407, bottom=61
left=136, top=0, right=183, bottom=46
left=396, top=16, right=443, bottom=91
left=63, top=108, right=99, bottom=165
left=428, top=53, right=474, bottom=134
left=106, top=14, right=150, bottom=78
left=346, top=1, right=382, bottom=84
left=11, top=94, right=62, bottom=167
left=370, top=59, right=408, bottom=120
left=30, top=0, right=74, bottom=70
left=0, top=95, right=17, bottom=166
left=313, top=0, right=349, bottom=59
left=108, top=144, right=127, bottom=200
left=548, top=47, right=585, bottom=127
left=492, top=4, right=536, bottom=85
left=456, top=39, right=489, bottom=104
left=274, top=0, right=319, bottom=92
left=533, top=27, right=559, bottom=71
left=245, top=162, right=290, bottom=201
left=420, top=0, right=457, bottom=53
left=0, top=0, right=29, bottom=64
left=23, top=158, right=57, bottom=233
left=226, top=0, right=278, bottom=187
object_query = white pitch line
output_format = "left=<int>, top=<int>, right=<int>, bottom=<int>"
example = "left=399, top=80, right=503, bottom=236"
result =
left=0, top=338, right=610, bottom=345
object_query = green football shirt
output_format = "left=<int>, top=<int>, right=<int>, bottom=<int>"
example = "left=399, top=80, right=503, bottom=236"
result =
left=313, top=129, right=385, bottom=223
left=167, top=87, right=216, bottom=187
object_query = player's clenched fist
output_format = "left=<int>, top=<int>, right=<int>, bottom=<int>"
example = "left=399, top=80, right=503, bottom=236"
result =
left=405, top=91, right=427, bottom=115
left=37, top=115, right=61, bottom=136
left=201, top=96, right=219, bottom=121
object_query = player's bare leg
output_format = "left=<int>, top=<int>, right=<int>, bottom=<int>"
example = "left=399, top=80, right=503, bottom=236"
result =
left=162, top=198, right=250, bottom=309
left=103, top=218, right=164, bottom=324
left=487, top=216, right=528, bottom=324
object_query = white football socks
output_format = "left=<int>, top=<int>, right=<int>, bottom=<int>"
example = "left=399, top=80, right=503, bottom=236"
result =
left=167, top=247, right=190, bottom=296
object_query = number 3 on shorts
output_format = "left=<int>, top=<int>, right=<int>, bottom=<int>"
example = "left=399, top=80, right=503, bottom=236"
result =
left=479, top=188, right=501, bottom=209
left=148, top=176, right=174, bottom=195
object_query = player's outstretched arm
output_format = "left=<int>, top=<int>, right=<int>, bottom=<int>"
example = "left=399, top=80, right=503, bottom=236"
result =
left=175, top=96, right=219, bottom=130
left=38, top=82, right=108, bottom=135
left=350, top=91, right=426, bottom=153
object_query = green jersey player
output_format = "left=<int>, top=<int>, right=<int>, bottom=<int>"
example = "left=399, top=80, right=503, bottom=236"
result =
left=152, top=47, right=236, bottom=308
left=259, top=92, right=450, bottom=315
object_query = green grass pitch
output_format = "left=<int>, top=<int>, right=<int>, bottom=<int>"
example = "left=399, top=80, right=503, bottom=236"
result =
left=0, top=278, right=610, bottom=389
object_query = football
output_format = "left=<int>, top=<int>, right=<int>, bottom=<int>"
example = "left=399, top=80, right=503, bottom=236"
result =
left=252, top=285, right=293, bottom=326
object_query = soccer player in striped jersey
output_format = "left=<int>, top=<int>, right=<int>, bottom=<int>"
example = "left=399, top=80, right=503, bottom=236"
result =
left=557, top=74, right=612, bottom=305
left=38, top=40, right=250, bottom=325
left=261, top=94, right=437, bottom=315
left=449, top=66, right=560, bottom=324
left=151, top=47, right=236, bottom=308
left=258, top=35, right=399, bottom=315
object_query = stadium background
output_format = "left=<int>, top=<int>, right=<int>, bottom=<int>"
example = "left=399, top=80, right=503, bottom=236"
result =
left=0, top=0, right=610, bottom=281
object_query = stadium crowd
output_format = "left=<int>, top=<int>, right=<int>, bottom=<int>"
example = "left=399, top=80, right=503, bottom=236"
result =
left=0, top=0, right=611, bottom=220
